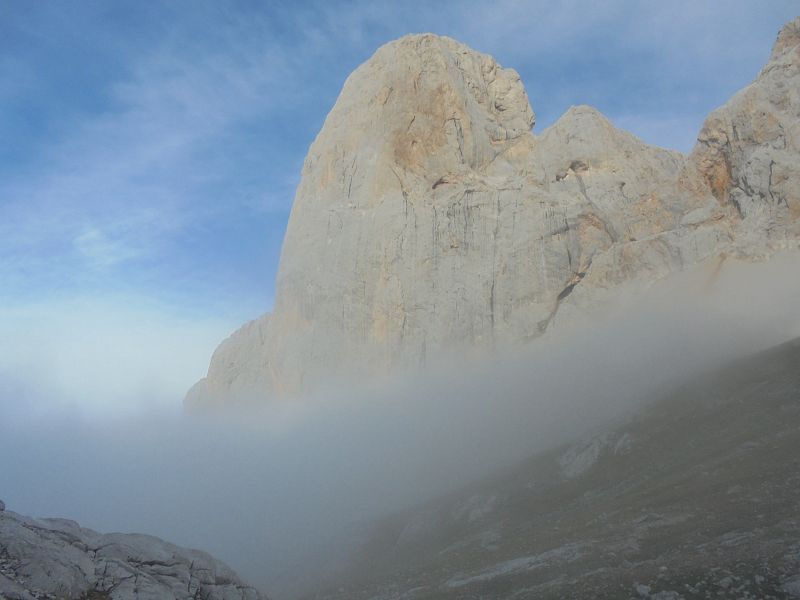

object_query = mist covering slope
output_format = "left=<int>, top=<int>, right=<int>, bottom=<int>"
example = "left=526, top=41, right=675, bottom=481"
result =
left=188, top=17, right=800, bottom=408
left=308, top=337, right=800, bottom=600
left=1, top=249, right=797, bottom=600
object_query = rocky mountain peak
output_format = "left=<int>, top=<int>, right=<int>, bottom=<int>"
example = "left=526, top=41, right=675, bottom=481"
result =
left=770, top=16, right=800, bottom=62
left=187, top=18, right=800, bottom=409
left=690, top=15, right=799, bottom=238
left=302, top=32, right=534, bottom=195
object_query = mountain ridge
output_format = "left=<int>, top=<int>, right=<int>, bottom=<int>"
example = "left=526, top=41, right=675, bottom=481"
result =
left=187, top=17, right=800, bottom=408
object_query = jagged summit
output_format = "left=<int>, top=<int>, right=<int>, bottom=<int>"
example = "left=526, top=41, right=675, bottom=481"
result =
left=542, top=104, right=676, bottom=156
left=369, top=33, right=536, bottom=139
left=187, top=19, right=800, bottom=408
left=691, top=15, right=799, bottom=244
left=301, top=31, right=534, bottom=192
left=769, top=15, right=800, bottom=62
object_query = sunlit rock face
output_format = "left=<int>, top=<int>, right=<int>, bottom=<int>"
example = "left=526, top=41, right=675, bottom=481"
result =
left=690, top=16, right=800, bottom=247
left=187, top=18, right=800, bottom=408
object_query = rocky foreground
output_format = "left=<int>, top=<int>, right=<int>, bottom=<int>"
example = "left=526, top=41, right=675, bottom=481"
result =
left=0, top=508, right=267, bottom=600
left=308, top=338, right=800, bottom=599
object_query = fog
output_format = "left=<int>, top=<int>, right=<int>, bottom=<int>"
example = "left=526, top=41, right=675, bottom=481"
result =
left=1, top=253, right=799, bottom=598
left=0, top=293, right=240, bottom=419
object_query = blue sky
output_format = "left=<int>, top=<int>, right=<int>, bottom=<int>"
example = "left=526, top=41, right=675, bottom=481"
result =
left=1, top=0, right=797, bottom=414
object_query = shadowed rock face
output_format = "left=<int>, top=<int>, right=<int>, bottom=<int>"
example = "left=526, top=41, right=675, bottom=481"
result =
left=187, top=18, right=800, bottom=408
left=0, top=510, right=267, bottom=600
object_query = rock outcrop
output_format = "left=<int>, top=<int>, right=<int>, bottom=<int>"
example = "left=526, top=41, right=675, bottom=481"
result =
left=0, top=507, right=267, bottom=600
left=187, top=17, right=800, bottom=408
left=690, top=18, right=800, bottom=244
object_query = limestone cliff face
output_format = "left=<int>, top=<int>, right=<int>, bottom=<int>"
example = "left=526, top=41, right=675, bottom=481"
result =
left=187, top=19, right=800, bottom=408
left=690, top=17, right=800, bottom=247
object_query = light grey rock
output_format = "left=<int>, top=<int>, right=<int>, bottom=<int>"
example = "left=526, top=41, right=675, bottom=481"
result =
left=187, top=18, right=800, bottom=408
left=689, top=16, right=800, bottom=254
left=0, top=509, right=267, bottom=600
left=187, top=314, right=272, bottom=407
left=784, top=574, right=800, bottom=597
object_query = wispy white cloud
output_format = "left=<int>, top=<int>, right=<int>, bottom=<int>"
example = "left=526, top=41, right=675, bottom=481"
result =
left=4, top=0, right=794, bottom=285
left=0, top=8, right=308, bottom=413
left=73, top=227, right=146, bottom=268
left=0, top=9, right=299, bottom=290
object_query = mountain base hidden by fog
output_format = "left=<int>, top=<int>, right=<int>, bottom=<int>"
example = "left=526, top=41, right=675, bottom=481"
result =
left=2, top=14, right=800, bottom=600
left=187, top=18, right=800, bottom=410
left=305, top=337, right=800, bottom=599
left=2, top=322, right=800, bottom=599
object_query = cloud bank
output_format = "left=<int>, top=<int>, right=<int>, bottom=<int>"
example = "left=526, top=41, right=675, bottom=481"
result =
left=0, top=294, right=237, bottom=419
left=1, top=254, right=798, bottom=598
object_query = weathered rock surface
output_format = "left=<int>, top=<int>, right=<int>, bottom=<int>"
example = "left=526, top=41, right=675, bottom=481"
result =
left=690, top=15, right=800, bottom=249
left=187, top=18, right=800, bottom=408
left=0, top=509, right=267, bottom=600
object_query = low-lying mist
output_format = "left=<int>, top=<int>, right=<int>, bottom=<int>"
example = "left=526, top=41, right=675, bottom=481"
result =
left=1, top=253, right=799, bottom=598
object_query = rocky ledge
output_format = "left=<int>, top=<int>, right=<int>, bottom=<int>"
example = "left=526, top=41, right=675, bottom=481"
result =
left=0, top=505, right=267, bottom=600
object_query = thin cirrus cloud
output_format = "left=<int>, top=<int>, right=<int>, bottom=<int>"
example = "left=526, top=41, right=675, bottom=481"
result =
left=2, top=0, right=796, bottom=302
left=0, top=0, right=796, bottom=414
left=1, top=2, right=301, bottom=303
